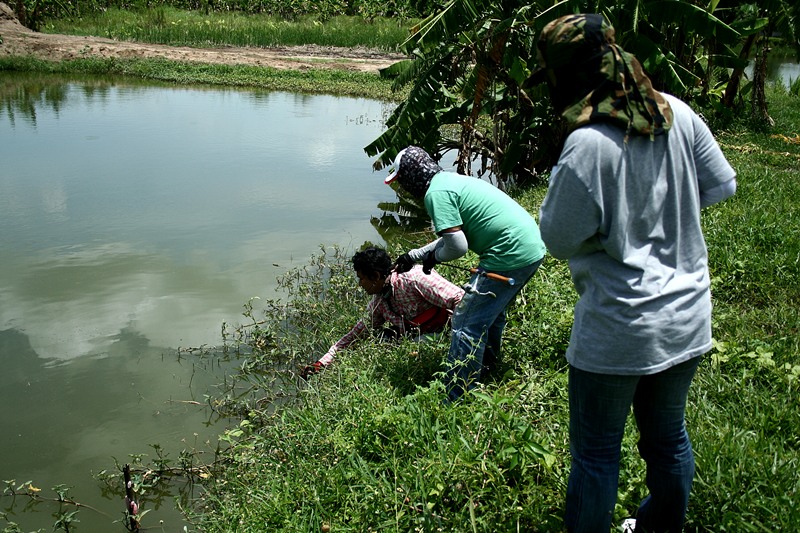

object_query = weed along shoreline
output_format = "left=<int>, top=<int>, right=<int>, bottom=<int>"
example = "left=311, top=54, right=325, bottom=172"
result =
left=3, top=5, right=800, bottom=531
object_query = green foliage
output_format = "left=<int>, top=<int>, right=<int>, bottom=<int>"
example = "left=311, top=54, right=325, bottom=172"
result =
left=0, top=480, right=88, bottom=532
left=704, top=92, right=800, bottom=313
left=28, top=0, right=437, bottom=23
left=4, top=12, right=799, bottom=529
left=186, top=87, right=800, bottom=531
left=44, top=8, right=415, bottom=51
left=9, top=0, right=77, bottom=31
left=686, top=87, right=800, bottom=530
left=0, top=56, right=399, bottom=100
left=192, top=372, right=568, bottom=531
left=790, top=76, right=800, bottom=98
left=366, top=0, right=561, bottom=184
left=365, top=0, right=798, bottom=184
left=690, top=362, right=800, bottom=530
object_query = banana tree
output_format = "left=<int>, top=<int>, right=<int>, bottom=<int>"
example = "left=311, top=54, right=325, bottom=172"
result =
left=721, top=0, right=798, bottom=110
left=365, top=0, right=569, bottom=187
left=364, top=0, right=749, bottom=187
left=604, top=1, right=741, bottom=95
left=10, top=0, right=75, bottom=30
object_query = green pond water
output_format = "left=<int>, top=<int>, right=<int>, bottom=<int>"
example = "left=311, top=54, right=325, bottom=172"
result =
left=0, top=72, right=397, bottom=531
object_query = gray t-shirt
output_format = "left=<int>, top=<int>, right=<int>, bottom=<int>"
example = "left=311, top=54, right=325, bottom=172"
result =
left=539, top=94, right=736, bottom=374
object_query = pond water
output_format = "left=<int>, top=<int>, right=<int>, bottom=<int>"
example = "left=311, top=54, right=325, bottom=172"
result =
left=747, top=54, right=800, bottom=86
left=770, top=55, right=800, bottom=85
left=0, top=72, right=395, bottom=530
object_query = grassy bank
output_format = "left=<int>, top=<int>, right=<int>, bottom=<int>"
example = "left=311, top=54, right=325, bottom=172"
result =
left=0, top=55, right=397, bottom=100
left=184, top=86, right=799, bottom=532
left=2, top=8, right=408, bottom=100
left=43, top=7, right=413, bottom=51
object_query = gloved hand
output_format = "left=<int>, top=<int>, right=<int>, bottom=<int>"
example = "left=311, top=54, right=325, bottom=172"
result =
left=422, top=250, right=438, bottom=274
left=393, top=253, right=415, bottom=273
left=300, top=361, right=325, bottom=380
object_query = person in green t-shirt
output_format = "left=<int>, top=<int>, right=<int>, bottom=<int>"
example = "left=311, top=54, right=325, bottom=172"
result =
left=386, top=146, right=546, bottom=400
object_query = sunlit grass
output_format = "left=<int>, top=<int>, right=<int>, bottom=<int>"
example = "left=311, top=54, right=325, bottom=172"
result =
left=0, top=55, right=402, bottom=101
left=44, top=7, right=415, bottom=51
left=184, top=86, right=800, bottom=532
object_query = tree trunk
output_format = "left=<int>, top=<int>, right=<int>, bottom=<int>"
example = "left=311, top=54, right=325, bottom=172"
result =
left=751, top=32, right=774, bottom=127
left=457, top=30, right=508, bottom=178
left=14, top=0, right=26, bottom=29
left=723, top=33, right=757, bottom=108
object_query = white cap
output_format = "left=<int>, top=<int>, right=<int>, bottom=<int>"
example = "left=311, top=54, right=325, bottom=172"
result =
left=384, top=148, right=407, bottom=185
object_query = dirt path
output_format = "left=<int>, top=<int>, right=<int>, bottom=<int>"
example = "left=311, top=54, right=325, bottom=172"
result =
left=0, top=3, right=404, bottom=73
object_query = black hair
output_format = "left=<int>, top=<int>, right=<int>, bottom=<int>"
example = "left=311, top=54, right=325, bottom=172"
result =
left=352, top=247, right=392, bottom=278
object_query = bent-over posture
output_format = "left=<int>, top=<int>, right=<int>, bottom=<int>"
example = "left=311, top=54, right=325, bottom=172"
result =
left=301, top=247, right=463, bottom=378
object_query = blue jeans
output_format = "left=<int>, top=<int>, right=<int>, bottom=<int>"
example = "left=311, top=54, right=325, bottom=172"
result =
left=565, top=356, right=702, bottom=533
left=444, top=259, right=542, bottom=401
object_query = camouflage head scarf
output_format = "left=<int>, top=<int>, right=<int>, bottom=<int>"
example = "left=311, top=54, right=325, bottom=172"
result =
left=393, top=146, right=443, bottom=199
left=534, top=13, right=672, bottom=139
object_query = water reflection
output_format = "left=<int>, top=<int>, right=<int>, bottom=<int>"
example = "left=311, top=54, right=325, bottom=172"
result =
left=0, top=241, right=246, bottom=359
left=370, top=197, right=433, bottom=242
left=0, top=75, right=69, bottom=127
left=0, top=323, right=220, bottom=530
left=0, top=72, right=401, bottom=530
left=1, top=72, right=396, bottom=358
left=745, top=54, right=800, bottom=86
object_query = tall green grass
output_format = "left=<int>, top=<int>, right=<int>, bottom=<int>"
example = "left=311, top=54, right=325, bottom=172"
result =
left=0, top=56, right=400, bottom=100
left=44, top=7, right=414, bottom=51
left=185, top=85, right=800, bottom=532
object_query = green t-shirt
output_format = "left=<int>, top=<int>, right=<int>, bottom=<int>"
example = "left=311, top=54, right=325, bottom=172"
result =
left=424, top=172, right=546, bottom=271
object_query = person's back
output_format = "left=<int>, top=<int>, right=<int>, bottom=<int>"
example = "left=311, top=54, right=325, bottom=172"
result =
left=532, top=13, right=736, bottom=533
left=541, top=94, right=735, bottom=374
left=425, top=172, right=546, bottom=272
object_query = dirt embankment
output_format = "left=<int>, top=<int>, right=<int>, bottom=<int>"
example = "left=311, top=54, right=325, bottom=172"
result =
left=0, top=2, right=404, bottom=73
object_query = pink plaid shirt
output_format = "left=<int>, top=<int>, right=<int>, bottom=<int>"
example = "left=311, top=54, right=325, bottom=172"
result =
left=318, top=266, right=463, bottom=365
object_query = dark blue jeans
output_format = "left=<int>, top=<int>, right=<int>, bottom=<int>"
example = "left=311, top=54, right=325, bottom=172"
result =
left=444, top=259, right=542, bottom=401
left=566, top=356, right=702, bottom=533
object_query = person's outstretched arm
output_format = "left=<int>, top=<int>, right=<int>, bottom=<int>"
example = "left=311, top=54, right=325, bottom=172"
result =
left=317, top=319, right=368, bottom=366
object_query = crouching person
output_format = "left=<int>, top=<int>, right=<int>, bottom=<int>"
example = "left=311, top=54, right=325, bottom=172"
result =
left=300, top=247, right=464, bottom=379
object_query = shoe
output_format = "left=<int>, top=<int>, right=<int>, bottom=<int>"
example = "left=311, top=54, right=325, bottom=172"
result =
left=621, top=518, right=636, bottom=533
left=300, top=361, right=325, bottom=380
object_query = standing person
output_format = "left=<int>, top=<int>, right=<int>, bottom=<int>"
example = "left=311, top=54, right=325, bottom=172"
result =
left=533, top=14, right=737, bottom=533
left=385, top=147, right=546, bottom=400
left=301, top=247, right=463, bottom=378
